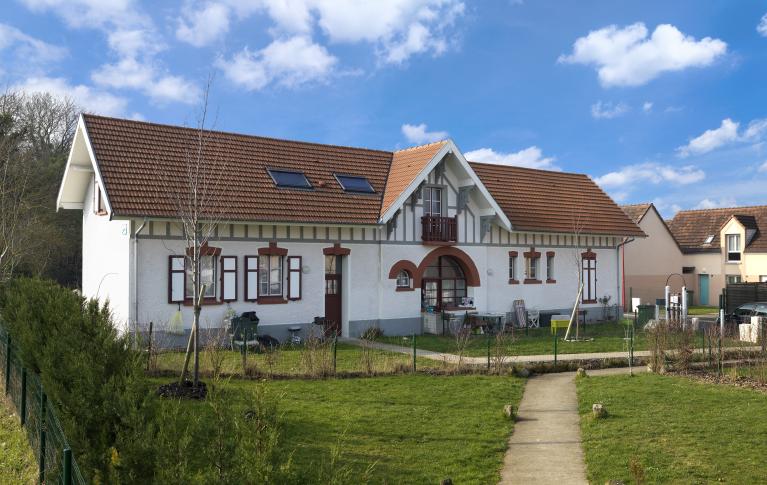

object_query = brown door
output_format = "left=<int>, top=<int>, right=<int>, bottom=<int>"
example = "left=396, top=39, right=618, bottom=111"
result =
left=325, top=255, right=342, bottom=336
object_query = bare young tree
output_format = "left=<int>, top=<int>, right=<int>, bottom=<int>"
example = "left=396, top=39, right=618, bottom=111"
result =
left=159, top=77, right=228, bottom=387
left=564, top=206, right=586, bottom=341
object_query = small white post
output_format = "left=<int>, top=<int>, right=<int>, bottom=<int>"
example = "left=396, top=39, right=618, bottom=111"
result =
left=664, top=285, right=671, bottom=322
left=681, top=285, right=688, bottom=327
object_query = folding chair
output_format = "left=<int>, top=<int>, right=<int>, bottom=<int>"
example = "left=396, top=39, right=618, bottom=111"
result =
left=527, top=309, right=540, bottom=328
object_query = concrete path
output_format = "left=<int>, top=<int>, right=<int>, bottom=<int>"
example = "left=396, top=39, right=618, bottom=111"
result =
left=343, top=338, right=758, bottom=365
left=499, top=366, right=646, bottom=485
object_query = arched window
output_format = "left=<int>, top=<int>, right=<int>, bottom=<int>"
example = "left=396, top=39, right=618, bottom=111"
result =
left=396, top=270, right=411, bottom=289
left=421, top=256, right=467, bottom=310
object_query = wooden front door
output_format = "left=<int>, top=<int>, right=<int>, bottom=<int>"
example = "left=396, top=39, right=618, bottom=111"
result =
left=325, top=255, right=342, bottom=336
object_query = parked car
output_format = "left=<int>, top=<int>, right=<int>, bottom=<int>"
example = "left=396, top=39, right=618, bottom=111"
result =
left=717, top=302, right=767, bottom=326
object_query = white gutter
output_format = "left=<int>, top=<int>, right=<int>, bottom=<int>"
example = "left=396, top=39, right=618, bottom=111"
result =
left=133, top=217, right=149, bottom=333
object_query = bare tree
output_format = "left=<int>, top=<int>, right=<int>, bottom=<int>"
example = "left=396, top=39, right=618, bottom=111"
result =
left=564, top=206, right=586, bottom=341
left=158, top=77, right=227, bottom=387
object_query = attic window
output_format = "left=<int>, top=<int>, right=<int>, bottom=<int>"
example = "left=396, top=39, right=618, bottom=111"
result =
left=268, top=169, right=313, bottom=189
left=704, top=235, right=714, bottom=244
left=334, top=174, right=375, bottom=193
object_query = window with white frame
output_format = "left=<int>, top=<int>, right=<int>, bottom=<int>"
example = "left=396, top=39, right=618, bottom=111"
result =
left=760, top=275, right=767, bottom=283
left=423, top=187, right=443, bottom=216
left=508, top=252, right=518, bottom=282
left=396, top=270, right=411, bottom=289
left=259, top=255, right=283, bottom=296
left=546, top=253, right=555, bottom=281
left=726, top=234, right=741, bottom=262
left=185, top=255, right=217, bottom=299
left=727, top=275, right=742, bottom=284
left=526, top=256, right=539, bottom=280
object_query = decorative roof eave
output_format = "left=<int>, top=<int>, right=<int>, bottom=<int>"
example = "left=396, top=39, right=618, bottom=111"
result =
left=56, top=115, right=114, bottom=216
left=378, top=139, right=512, bottom=231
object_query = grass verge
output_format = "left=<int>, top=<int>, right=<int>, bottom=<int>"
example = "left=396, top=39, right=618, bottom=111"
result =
left=152, top=374, right=525, bottom=484
left=577, top=372, right=767, bottom=484
left=0, top=396, right=37, bottom=485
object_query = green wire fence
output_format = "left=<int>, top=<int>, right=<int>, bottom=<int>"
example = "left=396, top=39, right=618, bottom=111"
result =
left=0, top=323, right=86, bottom=485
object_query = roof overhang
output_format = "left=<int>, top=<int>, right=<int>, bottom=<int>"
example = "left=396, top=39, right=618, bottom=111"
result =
left=56, top=115, right=113, bottom=215
left=379, top=140, right=512, bottom=231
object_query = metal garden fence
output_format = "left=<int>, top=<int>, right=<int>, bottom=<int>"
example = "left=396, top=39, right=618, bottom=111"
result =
left=0, top=323, right=86, bottom=485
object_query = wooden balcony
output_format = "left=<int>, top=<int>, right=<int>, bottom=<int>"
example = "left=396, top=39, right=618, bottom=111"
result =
left=421, top=215, right=457, bottom=244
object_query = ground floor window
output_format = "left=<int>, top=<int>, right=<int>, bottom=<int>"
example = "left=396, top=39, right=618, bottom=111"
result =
left=760, top=275, right=767, bottom=283
left=259, top=255, right=283, bottom=296
left=421, top=256, right=467, bottom=310
left=185, top=255, right=217, bottom=299
left=396, top=270, right=412, bottom=289
left=727, top=275, right=742, bottom=284
left=582, top=250, right=597, bottom=303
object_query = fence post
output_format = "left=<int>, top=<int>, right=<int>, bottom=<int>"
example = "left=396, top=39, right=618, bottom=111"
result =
left=20, top=368, right=27, bottom=426
left=412, top=334, right=417, bottom=373
left=4, top=334, right=10, bottom=395
left=146, top=321, right=153, bottom=372
left=486, top=333, right=491, bottom=370
left=39, top=390, right=46, bottom=485
left=332, top=334, right=337, bottom=374
left=63, top=448, right=72, bottom=485
left=717, top=336, right=722, bottom=377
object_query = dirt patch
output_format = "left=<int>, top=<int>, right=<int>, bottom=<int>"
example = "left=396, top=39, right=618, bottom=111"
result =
left=157, top=380, right=208, bottom=400
left=669, top=369, right=767, bottom=394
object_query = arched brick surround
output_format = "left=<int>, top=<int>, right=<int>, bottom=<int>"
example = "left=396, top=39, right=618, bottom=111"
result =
left=416, top=247, right=481, bottom=287
left=388, top=260, right=418, bottom=281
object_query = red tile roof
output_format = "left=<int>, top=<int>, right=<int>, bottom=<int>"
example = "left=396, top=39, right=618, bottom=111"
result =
left=81, top=114, right=643, bottom=237
left=621, top=203, right=652, bottom=224
left=470, top=162, right=645, bottom=237
left=84, top=114, right=392, bottom=225
left=668, top=205, right=767, bottom=253
left=381, top=141, right=446, bottom=217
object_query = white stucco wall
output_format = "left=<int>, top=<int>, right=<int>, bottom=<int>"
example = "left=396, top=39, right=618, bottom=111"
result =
left=81, top=179, right=132, bottom=330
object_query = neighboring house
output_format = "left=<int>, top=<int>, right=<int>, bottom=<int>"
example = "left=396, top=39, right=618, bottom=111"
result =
left=57, top=114, right=643, bottom=341
left=621, top=203, right=684, bottom=305
left=622, top=203, right=767, bottom=306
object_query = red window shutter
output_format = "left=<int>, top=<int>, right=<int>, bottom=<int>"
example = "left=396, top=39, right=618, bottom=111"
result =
left=244, top=256, right=258, bottom=301
left=287, top=256, right=302, bottom=301
left=168, top=256, right=185, bottom=303
left=221, top=256, right=237, bottom=302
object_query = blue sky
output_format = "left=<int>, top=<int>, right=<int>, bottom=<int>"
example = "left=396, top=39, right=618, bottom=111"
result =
left=2, top=1, right=767, bottom=216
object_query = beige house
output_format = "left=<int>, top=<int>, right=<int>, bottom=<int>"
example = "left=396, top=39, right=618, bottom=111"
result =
left=623, top=204, right=767, bottom=307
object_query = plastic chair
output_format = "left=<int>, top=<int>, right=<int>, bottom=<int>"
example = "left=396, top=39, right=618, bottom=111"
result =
left=527, top=309, right=540, bottom=328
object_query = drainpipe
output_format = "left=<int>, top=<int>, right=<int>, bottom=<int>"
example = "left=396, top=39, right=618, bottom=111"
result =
left=133, top=217, right=149, bottom=334
left=617, top=237, right=634, bottom=313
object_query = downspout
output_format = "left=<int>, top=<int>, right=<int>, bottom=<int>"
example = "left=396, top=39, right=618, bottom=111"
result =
left=133, top=217, right=149, bottom=334
left=617, top=237, right=635, bottom=312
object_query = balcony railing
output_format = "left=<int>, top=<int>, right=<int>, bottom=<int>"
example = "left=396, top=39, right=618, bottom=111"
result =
left=421, top=215, right=457, bottom=243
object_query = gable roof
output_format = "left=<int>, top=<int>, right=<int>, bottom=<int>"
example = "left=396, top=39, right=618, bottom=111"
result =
left=381, top=141, right=446, bottom=217
left=470, top=162, right=645, bottom=237
left=80, top=114, right=393, bottom=225
left=621, top=203, right=652, bottom=224
left=61, top=114, right=641, bottom=237
left=667, top=205, right=767, bottom=253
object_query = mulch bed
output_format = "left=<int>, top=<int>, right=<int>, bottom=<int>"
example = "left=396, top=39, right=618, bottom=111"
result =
left=157, top=380, right=208, bottom=400
left=670, top=368, right=767, bottom=394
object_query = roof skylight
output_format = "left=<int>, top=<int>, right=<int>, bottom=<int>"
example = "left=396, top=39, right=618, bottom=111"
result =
left=268, top=169, right=313, bottom=189
left=704, top=235, right=714, bottom=244
left=335, top=174, right=375, bottom=193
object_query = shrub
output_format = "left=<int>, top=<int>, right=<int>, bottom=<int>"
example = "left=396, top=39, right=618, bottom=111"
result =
left=360, top=326, right=383, bottom=341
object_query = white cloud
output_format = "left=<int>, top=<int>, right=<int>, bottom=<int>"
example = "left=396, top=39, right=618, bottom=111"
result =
left=595, top=162, right=705, bottom=188
left=677, top=117, right=767, bottom=157
left=146, top=75, right=201, bottom=104
left=758, top=13, right=767, bottom=37
left=758, top=161, right=767, bottom=173
left=217, top=36, right=337, bottom=90
left=179, top=0, right=465, bottom=64
left=465, top=146, right=558, bottom=170
left=694, top=197, right=737, bottom=210
left=642, top=101, right=653, bottom=113
left=677, top=118, right=739, bottom=157
left=559, top=22, right=727, bottom=87
left=401, top=123, right=448, bottom=144
left=91, top=58, right=200, bottom=104
left=12, top=76, right=127, bottom=116
left=591, top=100, right=629, bottom=119
left=0, top=22, right=67, bottom=67
left=176, top=2, right=231, bottom=47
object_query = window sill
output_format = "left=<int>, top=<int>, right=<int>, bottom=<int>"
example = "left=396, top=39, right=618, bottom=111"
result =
left=182, top=298, right=221, bottom=306
left=725, top=261, right=741, bottom=265
left=396, top=287, right=415, bottom=292
left=508, top=279, right=519, bottom=285
left=523, top=279, right=542, bottom=284
left=95, top=210, right=108, bottom=216
left=546, top=279, right=556, bottom=284
left=582, top=299, right=597, bottom=304
left=257, top=296, right=287, bottom=305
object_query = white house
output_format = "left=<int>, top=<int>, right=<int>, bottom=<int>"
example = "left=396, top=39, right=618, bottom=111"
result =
left=57, top=114, right=643, bottom=343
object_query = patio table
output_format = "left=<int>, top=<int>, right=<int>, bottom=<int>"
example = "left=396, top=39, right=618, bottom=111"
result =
left=550, top=314, right=571, bottom=334
left=474, top=312, right=505, bottom=333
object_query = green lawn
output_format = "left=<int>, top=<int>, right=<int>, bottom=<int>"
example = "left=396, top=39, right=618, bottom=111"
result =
left=577, top=373, right=767, bottom=484
left=155, top=375, right=525, bottom=484
left=687, top=305, right=719, bottom=315
left=379, top=321, right=645, bottom=357
left=0, top=397, right=37, bottom=485
left=154, top=342, right=443, bottom=377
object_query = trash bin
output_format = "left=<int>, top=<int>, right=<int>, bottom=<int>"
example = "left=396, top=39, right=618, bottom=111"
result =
left=637, top=304, right=655, bottom=327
